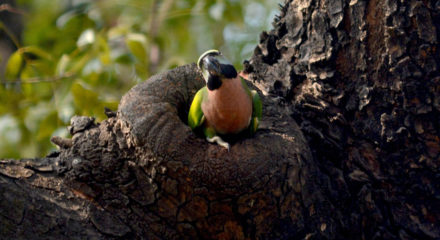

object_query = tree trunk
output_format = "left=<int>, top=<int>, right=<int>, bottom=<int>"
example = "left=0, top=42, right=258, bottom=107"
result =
left=1, top=0, right=439, bottom=239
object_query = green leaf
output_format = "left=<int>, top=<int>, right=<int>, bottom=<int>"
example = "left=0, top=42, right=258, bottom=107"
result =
left=126, top=33, right=148, bottom=64
left=21, top=60, right=53, bottom=79
left=97, top=35, right=111, bottom=65
left=114, top=53, right=134, bottom=64
left=70, top=53, right=93, bottom=74
left=71, top=81, right=99, bottom=110
left=22, top=46, right=53, bottom=60
left=5, top=50, right=24, bottom=80
left=71, top=81, right=107, bottom=119
left=56, top=54, right=71, bottom=75
left=10, top=46, right=55, bottom=80
left=56, top=2, right=92, bottom=28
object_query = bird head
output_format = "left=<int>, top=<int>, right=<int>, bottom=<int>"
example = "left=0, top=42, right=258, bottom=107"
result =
left=197, top=49, right=237, bottom=91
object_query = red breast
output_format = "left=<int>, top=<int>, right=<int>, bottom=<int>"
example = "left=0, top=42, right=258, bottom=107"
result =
left=202, top=76, right=252, bottom=135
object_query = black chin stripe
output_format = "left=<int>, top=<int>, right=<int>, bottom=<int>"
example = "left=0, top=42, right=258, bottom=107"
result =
left=220, top=64, right=237, bottom=78
left=207, top=75, right=222, bottom=90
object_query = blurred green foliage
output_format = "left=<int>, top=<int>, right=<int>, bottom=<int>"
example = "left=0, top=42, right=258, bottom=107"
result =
left=0, top=0, right=279, bottom=158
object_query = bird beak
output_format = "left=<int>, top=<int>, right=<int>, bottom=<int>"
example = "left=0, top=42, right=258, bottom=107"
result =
left=203, top=56, right=221, bottom=76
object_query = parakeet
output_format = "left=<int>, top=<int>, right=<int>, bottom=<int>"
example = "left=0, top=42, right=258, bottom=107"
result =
left=188, top=49, right=262, bottom=150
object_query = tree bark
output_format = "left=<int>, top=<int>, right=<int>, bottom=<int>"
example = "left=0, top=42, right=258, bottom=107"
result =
left=1, top=0, right=439, bottom=239
left=244, top=0, right=440, bottom=239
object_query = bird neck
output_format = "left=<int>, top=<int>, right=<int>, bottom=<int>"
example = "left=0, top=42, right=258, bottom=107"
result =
left=206, top=74, right=222, bottom=90
left=207, top=76, right=243, bottom=102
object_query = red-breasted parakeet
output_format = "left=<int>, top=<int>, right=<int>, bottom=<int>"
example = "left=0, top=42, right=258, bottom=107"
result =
left=188, top=49, right=262, bottom=150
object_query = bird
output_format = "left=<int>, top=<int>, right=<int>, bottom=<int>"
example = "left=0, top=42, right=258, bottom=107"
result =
left=188, top=49, right=262, bottom=150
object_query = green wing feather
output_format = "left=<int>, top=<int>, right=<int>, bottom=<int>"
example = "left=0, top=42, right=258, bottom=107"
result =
left=249, top=90, right=262, bottom=135
left=188, top=87, right=207, bottom=130
left=240, top=78, right=262, bottom=135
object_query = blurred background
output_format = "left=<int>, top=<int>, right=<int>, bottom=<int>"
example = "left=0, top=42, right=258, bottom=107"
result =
left=0, top=0, right=280, bottom=158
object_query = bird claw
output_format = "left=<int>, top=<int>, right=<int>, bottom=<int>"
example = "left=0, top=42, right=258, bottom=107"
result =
left=206, top=136, right=230, bottom=151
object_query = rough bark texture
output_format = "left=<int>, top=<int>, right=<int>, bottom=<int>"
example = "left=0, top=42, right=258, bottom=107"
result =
left=1, top=64, right=315, bottom=239
left=245, top=0, right=440, bottom=239
left=1, top=0, right=440, bottom=239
